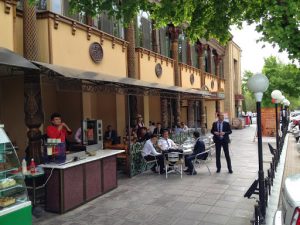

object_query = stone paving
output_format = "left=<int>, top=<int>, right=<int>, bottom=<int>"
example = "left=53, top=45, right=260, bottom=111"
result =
left=33, top=125, right=275, bottom=225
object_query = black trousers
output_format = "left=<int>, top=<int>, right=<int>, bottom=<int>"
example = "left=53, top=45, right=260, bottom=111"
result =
left=215, top=141, right=232, bottom=171
left=144, top=155, right=164, bottom=172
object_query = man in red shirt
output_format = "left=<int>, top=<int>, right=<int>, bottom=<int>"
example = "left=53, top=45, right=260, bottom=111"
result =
left=46, top=113, right=72, bottom=142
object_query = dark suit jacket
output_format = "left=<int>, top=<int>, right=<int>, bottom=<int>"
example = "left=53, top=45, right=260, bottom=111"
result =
left=211, top=120, right=232, bottom=143
left=153, top=127, right=163, bottom=136
left=194, top=139, right=207, bottom=160
left=104, top=130, right=118, bottom=144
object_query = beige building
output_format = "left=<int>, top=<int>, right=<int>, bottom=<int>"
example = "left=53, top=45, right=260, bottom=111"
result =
left=0, top=0, right=241, bottom=161
left=224, top=41, right=243, bottom=122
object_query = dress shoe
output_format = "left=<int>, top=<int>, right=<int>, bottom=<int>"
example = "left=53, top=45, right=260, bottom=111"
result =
left=187, top=171, right=197, bottom=175
left=151, top=167, right=157, bottom=173
left=228, top=170, right=233, bottom=174
left=160, top=170, right=166, bottom=174
left=184, top=169, right=190, bottom=173
left=216, top=169, right=221, bottom=173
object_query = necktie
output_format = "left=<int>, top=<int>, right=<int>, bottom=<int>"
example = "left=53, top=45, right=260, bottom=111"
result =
left=166, top=139, right=170, bottom=147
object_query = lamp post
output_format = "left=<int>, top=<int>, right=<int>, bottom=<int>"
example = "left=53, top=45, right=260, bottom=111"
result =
left=247, top=73, right=269, bottom=218
left=282, top=99, right=290, bottom=136
left=271, top=90, right=283, bottom=155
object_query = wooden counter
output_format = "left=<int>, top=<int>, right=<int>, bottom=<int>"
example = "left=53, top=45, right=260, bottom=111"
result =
left=40, top=149, right=124, bottom=213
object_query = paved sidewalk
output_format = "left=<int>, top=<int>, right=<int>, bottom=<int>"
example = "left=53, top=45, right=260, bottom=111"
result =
left=33, top=125, right=275, bottom=225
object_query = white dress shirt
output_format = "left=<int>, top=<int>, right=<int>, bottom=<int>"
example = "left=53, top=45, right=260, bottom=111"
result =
left=142, top=139, right=161, bottom=157
left=158, top=138, right=177, bottom=151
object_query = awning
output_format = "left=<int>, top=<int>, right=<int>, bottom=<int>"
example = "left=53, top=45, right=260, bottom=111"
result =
left=235, top=94, right=245, bottom=100
left=0, top=47, right=39, bottom=71
left=33, top=61, right=210, bottom=97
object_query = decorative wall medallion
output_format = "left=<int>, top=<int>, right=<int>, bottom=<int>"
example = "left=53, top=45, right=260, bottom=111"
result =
left=190, top=74, right=194, bottom=85
left=211, top=80, right=214, bottom=89
left=155, top=63, right=162, bottom=78
left=89, top=42, right=103, bottom=63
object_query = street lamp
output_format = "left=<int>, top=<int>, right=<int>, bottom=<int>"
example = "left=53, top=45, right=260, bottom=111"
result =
left=271, top=90, right=283, bottom=154
left=282, top=99, right=290, bottom=136
left=248, top=73, right=269, bottom=218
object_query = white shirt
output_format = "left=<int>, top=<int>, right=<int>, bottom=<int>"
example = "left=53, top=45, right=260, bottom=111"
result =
left=158, top=138, right=177, bottom=151
left=149, top=125, right=156, bottom=133
left=142, top=139, right=161, bottom=157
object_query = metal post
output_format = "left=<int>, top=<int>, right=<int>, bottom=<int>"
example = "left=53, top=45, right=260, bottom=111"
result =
left=127, top=94, right=131, bottom=177
left=275, top=103, right=281, bottom=160
left=256, top=101, right=266, bottom=218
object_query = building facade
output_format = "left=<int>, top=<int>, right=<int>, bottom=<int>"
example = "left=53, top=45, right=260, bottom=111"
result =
left=0, top=0, right=241, bottom=160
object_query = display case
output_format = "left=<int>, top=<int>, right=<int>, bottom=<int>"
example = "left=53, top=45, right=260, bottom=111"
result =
left=0, top=125, right=31, bottom=225
left=82, top=119, right=103, bottom=150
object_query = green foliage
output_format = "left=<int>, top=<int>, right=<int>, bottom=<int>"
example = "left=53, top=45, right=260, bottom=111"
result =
left=242, top=71, right=256, bottom=112
left=261, top=56, right=300, bottom=108
left=27, top=0, right=300, bottom=61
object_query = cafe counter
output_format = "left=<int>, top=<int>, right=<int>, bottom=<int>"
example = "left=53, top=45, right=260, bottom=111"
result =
left=40, top=149, right=124, bottom=214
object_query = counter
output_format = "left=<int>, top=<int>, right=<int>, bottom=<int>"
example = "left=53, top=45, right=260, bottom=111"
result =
left=40, top=149, right=124, bottom=213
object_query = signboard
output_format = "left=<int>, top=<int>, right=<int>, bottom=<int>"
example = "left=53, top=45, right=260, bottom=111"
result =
left=261, top=107, right=279, bottom=137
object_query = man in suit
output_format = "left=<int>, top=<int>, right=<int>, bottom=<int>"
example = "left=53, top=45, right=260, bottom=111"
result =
left=153, top=122, right=163, bottom=137
left=211, top=112, right=233, bottom=174
left=184, top=131, right=207, bottom=175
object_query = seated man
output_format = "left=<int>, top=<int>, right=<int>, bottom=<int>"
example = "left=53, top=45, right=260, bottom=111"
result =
left=158, top=129, right=179, bottom=152
left=137, top=127, right=150, bottom=143
left=153, top=123, right=164, bottom=137
left=142, top=134, right=165, bottom=174
left=104, top=125, right=118, bottom=145
left=184, top=131, right=207, bottom=175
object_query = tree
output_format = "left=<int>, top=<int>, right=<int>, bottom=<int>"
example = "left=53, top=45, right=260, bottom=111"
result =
left=261, top=56, right=300, bottom=108
left=28, top=0, right=300, bottom=60
left=241, top=71, right=256, bottom=113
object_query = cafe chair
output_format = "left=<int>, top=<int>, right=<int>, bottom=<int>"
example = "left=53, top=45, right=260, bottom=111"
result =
left=192, top=150, right=211, bottom=175
left=164, top=152, right=184, bottom=179
left=142, top=153, right=160, bottom=174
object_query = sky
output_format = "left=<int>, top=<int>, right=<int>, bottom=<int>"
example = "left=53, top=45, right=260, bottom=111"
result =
left=230, top=23, right=296, bottom=75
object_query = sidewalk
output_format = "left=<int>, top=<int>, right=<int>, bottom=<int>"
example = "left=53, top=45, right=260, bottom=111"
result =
left=33, top=125, right=275, bottom=225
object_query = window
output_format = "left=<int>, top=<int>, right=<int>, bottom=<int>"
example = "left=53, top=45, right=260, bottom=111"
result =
left=191, top=45, right=199, bottom=68
left=178, top=34, right=187, bottom=64
left=159, top=28, right=171, bottom=57
left=135, top=13, right=152, bottom=50
left=51, top=0, right=62, bottom=14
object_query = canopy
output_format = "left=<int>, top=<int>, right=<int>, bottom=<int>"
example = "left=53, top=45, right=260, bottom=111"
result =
left=33, top=61, right=210, bottom=97
left=0, top=47, right=39, bottom=71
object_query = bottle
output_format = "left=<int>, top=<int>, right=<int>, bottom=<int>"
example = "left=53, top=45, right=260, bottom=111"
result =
left=30, top=158, right=36, bottom=174
left=22, top=158, right=27, bottom=175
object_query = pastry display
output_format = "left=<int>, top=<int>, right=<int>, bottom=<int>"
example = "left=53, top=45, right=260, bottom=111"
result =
left=0, top=197, right=16, bottom=207
left=0, top=178, right=16, bottom=189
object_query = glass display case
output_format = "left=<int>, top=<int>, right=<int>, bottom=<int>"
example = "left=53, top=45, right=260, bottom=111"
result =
left=0, top=125, right=31, bottom=225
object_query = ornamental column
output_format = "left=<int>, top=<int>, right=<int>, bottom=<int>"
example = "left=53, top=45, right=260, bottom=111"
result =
left=151, top=21, right=159, bottom=53
left=200, top=99, right=206, bottom=134
left=196, top=41, right=206, bottom=87
left=23, top=0, right=44, bottom=164
left=168, top=24, right=181, bottom=124
left=168, top=24, right=181, bottom=86
left=125, top=22, right=138, bottom=124
left=161, top=98, right=168, bottom=128
left=207, top=46, right=212, bottom=74
left=188, top=100, right=195, bottom=128
left=187, top=39, right=192, bottom=66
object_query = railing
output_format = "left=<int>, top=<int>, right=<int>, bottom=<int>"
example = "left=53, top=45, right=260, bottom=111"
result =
left=245, top=116, right=289, bottom=224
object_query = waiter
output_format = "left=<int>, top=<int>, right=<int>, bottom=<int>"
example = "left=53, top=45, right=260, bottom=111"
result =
left=211, top=112, right=233, bottom=174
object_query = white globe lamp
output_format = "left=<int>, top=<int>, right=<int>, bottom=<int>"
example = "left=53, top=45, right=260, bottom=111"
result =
left=247, top=73, right=269, bottom=102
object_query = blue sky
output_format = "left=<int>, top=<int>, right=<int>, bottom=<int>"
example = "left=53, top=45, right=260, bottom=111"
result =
left=230, top=23, right=297, bottom=75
